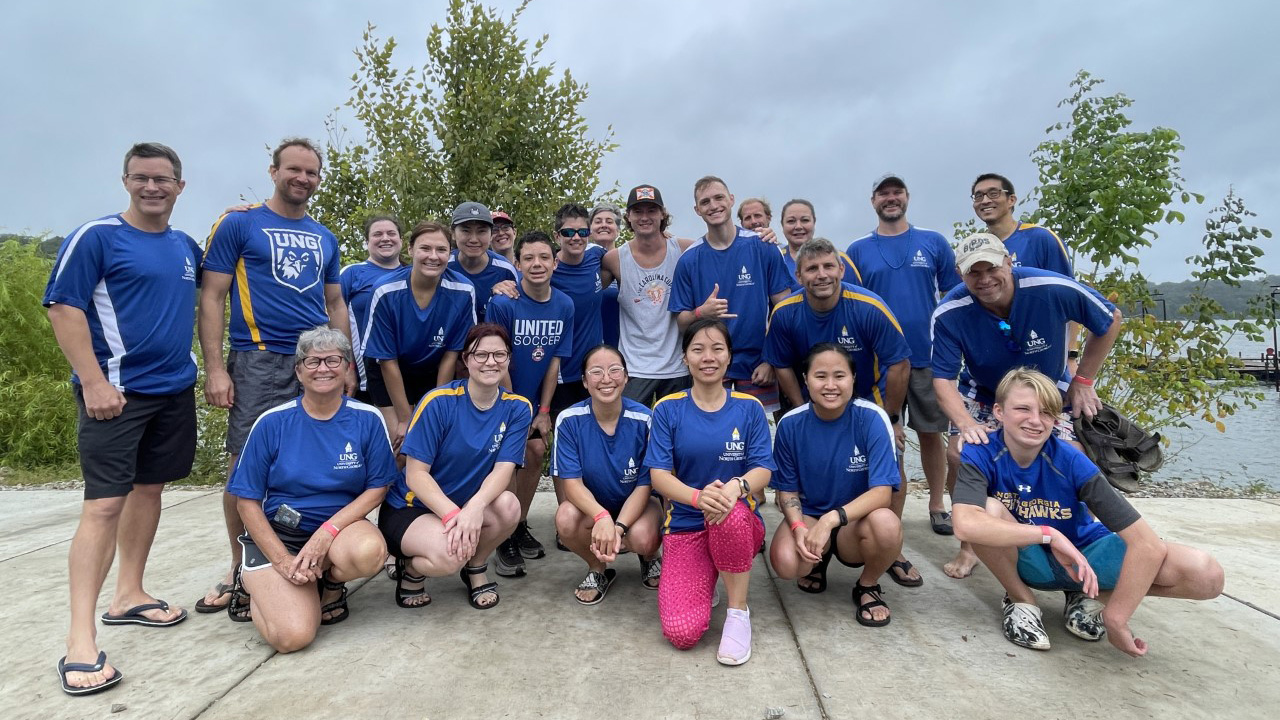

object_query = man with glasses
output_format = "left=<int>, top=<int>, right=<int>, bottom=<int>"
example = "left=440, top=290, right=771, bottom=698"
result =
left=447, top=201, right=519, bottom=322
left=486, top=230, right=575, bottom=577
left=45, top=143, right=200, bottom=695
left=970, top=173, right=1072, bottom=277
left=931, top=233, right=1121, bottom=579
left=197, top=137, right=353, bottom=614
left=491, top=210, right=517, bottom=266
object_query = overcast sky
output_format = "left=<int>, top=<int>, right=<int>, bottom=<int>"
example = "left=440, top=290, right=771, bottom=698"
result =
left=3, top=0, right=1276, bottom=282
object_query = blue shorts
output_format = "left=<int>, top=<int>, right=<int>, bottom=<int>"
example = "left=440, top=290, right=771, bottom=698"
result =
left=1017, top=532, right=1126, bottom=591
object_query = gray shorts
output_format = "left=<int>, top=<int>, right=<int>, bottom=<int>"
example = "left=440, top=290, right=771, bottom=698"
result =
left=226, top=349, right=301, bottom=455
left=903, top=367, right=948, bottom=433
left=624, top=375, right=691, bottom=408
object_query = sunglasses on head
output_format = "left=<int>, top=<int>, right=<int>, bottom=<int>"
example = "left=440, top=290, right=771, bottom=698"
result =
left=558, top=227, right=591, bottom=238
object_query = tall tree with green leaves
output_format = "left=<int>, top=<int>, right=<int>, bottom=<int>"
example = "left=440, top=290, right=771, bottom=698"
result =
left=312, top=0, right=617, bottom=258
left=1027, top=70, right=1271, bottom=433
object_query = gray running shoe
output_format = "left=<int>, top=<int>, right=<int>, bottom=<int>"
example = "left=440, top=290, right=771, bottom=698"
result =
left=1002, top=601, right=1051, bottom=650
left=1064, top=591, right=1107, bottom=641
left=494, top=537, right=527, bottom=578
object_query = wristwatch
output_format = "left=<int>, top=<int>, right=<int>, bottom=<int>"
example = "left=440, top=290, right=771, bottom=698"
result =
left=888, top=413, right=901, bottom=424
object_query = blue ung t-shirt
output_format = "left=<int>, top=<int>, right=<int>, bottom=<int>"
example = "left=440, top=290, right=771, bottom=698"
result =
left=551, top=398, right=653, bottom=515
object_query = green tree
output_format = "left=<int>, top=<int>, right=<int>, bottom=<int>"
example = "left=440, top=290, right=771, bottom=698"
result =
left=312, top=0, right=617, bottom=259
left=1027, top=70, right=1272, bottom=433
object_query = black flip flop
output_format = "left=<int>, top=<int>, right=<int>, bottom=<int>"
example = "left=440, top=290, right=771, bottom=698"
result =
left=194, top=582, right=233, bottom=613
left=887, top=559, right=924, bottom=588
left=58, top=651, right=123, bottom=696
left=100, top=600, right=188, bottom=627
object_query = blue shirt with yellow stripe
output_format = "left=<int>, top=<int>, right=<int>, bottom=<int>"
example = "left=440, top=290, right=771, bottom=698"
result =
left=389, top=379, right=532, bottom=510
left=779, top=245, right=862, bottom=292
left=645, top=389, right=775, bottom=534
left=202, top=204, right=341, bottom=354
left=763, top=283, right=911, bottom=405
left=1004, top=223, right=1073, bottom=277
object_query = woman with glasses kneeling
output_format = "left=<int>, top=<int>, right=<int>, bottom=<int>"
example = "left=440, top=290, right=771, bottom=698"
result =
left=226, top=327, right=396, bottom=652
left=553, top=344, right=664, bottom=605
left=379, top=323, right=530, bottom=610
left=647, top=318, right=775, bottom=665
left=767, top=343, right=903, bottom=627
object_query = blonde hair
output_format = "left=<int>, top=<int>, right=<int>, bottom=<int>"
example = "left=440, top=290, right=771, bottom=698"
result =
left=994, top=368, right=1062, bottom=416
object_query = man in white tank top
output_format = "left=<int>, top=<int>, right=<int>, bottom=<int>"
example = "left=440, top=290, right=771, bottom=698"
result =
left=602, top=185, right=695, bottom=406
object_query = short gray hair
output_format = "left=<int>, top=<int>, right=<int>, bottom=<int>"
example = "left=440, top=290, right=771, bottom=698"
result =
left=590, top=203, right=622, bottom=226
left=294, top=326, right=352, bottom=365
left=795, top=237, right=839, bottom=268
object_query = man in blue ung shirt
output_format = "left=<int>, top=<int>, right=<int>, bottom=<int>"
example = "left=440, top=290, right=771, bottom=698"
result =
left=197, top=138, right=354, bottom=614
left=44, top=143, right=201, bottom=695
left=931, top=232, right=1122, bottom=580
left=952, top=368, right=1223, bottom=655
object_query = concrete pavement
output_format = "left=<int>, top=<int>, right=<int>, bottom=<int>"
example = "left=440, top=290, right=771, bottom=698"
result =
left=2, top=490, right=1277, bottom=719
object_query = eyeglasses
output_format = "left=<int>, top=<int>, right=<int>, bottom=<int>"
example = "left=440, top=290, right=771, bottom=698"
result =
left=125, top=174, right=179, bottom=188
left=997, top=320, right=1021, bottom=353
left=299, top=354, right=347, bottom=369
left=469, top=350, right=510, bottom=363
left=558, top=228, right=591, bottom=238
left=971, top=188, right=1010, bottom=202
left=585, top=365, right=626, bottom=380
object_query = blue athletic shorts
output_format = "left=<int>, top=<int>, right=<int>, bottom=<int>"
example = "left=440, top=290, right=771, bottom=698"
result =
left=1017, top=532, right=1126, bottom=591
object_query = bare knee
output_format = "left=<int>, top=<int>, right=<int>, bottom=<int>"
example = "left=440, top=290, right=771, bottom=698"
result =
left=1190, top=553, right=1225, bottom=599
left=264, top=619, right=318, bottom=654
left=344, top=533, right=388, bottom=578
left=81, top=496, right=128, bottom=524
left=554, top=501, right=583, bottom=537
left=629, top=524, right=661, bottom=557
left=490, top=491, right=521, bottom=528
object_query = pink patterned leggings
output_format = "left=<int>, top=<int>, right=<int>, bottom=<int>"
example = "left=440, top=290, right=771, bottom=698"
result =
left=658, top=502, right=765, bottom=649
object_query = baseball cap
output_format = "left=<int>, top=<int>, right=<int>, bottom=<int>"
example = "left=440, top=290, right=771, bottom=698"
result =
left=955, top=232, right=1010, bottom=274
left=626, top=184, right=664, bottom=209
left=872, top=173, right=907, bottom=193
left=491, top=210, right=513, bottom=225
left=451, top=201, right=493, bottom=227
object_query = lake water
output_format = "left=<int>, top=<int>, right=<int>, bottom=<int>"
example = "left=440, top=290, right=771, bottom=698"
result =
left=1157, top=322, right=1280, bottom=489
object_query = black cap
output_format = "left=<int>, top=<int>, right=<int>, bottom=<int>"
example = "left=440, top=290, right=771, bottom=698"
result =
left=626, top=185, right=664, bottom=209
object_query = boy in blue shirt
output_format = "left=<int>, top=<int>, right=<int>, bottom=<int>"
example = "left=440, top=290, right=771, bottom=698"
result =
left=486, top=230, right=575, bottom=576
left=952, top=368, right=1223, bottom=655
left=45, top=143, right=199, bottom=695
left=447, top=201, right=518, bottom=322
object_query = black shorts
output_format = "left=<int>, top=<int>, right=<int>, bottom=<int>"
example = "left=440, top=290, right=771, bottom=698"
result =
left=238, top=521, right=312, bottom=573
left=378, top=501, right=433, bottom=559
left=75, top=384, right=196, bottom=500
left=550, top=381, right=590, bottom=417
left=623, top=375, right=691, bottom=407
left=366, top=358, right=440, bottom=408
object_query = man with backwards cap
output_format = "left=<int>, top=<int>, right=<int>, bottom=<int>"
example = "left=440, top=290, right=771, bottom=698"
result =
left=930, top=232, right=1122, bottom=579
left=490, top=210, right=517, bottom=266
left=846, top=174, right=961, bottom=541
left=602, top=184, right=697, bottom=406
left=447, top=201, right=519, bottom=323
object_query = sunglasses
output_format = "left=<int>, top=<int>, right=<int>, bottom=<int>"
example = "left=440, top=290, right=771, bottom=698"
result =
left=998, top=320, right=1021, bottom=353
left=558, top=227, right=591, bottom=238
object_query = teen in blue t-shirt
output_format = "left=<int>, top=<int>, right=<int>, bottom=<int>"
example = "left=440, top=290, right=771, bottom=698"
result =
left=486, top=287, right=574, bottom=404
left=202, top=204, right=341, bottom=354
left=449, top=249, right=517, bottom=322
left=45, top=215, right=203, bottom=394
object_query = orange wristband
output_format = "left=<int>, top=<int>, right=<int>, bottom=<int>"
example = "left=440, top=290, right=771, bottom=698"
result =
left=441, top=508, right=461, bottom=525
left=320, top=521, right=340, bottom=538
left=690, top=489, right=701, bottom=508
left=790, top=520, right=805, bottom=531
left=593, top=510, right=611, bottom=523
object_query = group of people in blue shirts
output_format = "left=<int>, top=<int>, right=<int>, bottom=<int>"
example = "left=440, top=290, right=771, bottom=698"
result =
left=45, top=140, right=1226, bottom=697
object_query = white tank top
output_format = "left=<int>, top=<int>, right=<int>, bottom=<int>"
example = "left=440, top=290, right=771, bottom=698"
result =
left=617, top=237, right=685, bottom=378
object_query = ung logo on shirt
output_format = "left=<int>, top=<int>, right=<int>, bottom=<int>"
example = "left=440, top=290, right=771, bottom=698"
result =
left=846, top=445, right=868, bottom=473
left=432, top=327, right=445, bottom=347
left=489, top=422, right=507, bottom=453
left=736, top=265, right=753, bottom=287
left=838, top=325, right=862, bottom=352
left=719, top=427, right=745, bottom=461
left=622, top=457, right=639, bottom=484
left=182, top=255, right=196, bottom=282
left=334, top=441, right=362, bottom=470
left=911, top=249, right=929, bottom=268
left=1024, top=329, right=1049, bottom=354
left=1010, top=251, right=1022, bottom=267
left=265, top=228, right=324, bottom=293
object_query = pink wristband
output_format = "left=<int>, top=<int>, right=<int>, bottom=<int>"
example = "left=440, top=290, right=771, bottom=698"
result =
left=320, top=521, right=340, bottom=538
left=593, top=510, right=611, bottom=523
left=790, top=520, right=805, bottom=531
left=441, top=508, right=461, bottom=525
left=1073, top=374, right=1094, bottom=387
left=690, top=489, right=701, bottom=508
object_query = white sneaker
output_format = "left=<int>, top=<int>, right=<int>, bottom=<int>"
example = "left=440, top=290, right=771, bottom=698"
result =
left=1002, top=601, right=1051, bottom=650
left=717, top=607, right=752, bottom=665
left=1064, top=591, right=1107, bottom=641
